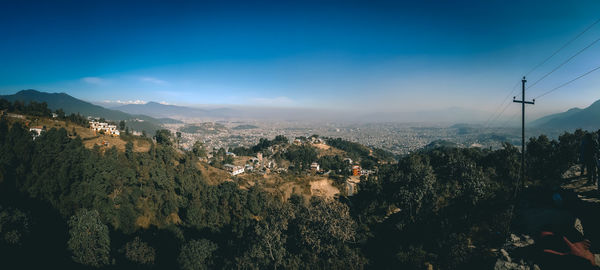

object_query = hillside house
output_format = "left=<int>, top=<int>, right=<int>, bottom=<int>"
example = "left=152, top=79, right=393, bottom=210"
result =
left=352, top=165, right=361, bottom=176
left=29, top=126, right=44, bottom=139
left=361, top=169, right=374, bottom=176
left=310, top=137, right=325, bottom=144
left=245, top=164, right=254, bottom=172
left=311, top=162, right=320, bottom=172
left=89, top=120, right=120, bottom=136
left=223, top=164, right=244, bottom=176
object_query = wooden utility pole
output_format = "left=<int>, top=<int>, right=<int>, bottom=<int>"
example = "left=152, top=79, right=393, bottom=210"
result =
left=513, top=76, right=534, bottom=195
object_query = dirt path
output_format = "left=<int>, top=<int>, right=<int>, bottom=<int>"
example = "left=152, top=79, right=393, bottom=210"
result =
left=309, top=178, right=339, bottom=199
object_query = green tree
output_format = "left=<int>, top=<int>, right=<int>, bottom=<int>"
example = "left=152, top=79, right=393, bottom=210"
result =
left=154, top=129, right=172, bottom=146
left=192, top=141, right=207, bottom=158
left=67, top=209, right=111, bottom=268
left=122, top=237, right=156, bottom=266
left=119, top=120, right=126, bottom=131
left=0, top=206, right=30, bottom=245
left=176, top=131, right=182, bottom=148
left=244, top=202, right=293, bottom=269
left=125, top=141, right=134, bottom=160
left=55, top=108, right=65, bottom=118
left=297, top=197, right=357, bottom=256
left=178, top=239, right=218, bottom=270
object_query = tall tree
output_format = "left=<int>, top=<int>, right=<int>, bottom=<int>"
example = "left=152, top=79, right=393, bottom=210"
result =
left=67, top=209, right=111, bottom=268
left=154, top=129, right=172, bottom=146
left=178, top=239, right=218, bottom=270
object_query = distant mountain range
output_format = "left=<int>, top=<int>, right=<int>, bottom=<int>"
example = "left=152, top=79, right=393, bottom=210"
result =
left=114, top=102, right=238, bottom=119
left=531, top=99, right=600, bottom=130
left=9, top=90, right=598, bottom=131
left=0, top=90, right=164, bottom=133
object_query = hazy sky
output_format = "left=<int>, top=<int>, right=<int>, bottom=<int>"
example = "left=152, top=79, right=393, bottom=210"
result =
left=1, top=0, right=600, bottom=121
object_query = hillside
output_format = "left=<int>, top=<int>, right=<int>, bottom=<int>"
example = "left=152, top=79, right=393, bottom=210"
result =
left=3, top=107, right=596, bottom=269
left=0, top=90, right=164, bottom=133
left=179, top=122, right=228, bottom=134
left=232, top=124, right=259, bottom=130
left=531, top=99, right=600, bottom=130
left=421, top=139, right=462, bottom=151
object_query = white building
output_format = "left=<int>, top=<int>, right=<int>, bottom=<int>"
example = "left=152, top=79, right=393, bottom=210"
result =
left=29, top=127, right=43, bottom=139
left=310, top=162, right=320, bottom=172
left=89, top=120, right=120, bottom=136
left=223, top=164, right=244, bottom=176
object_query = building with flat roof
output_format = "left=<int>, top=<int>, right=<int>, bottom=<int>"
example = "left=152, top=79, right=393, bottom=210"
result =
left=223, top=164, right=244, bottom=176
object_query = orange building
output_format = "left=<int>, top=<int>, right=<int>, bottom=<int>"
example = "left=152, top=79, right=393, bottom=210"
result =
left=352, top=165, right=361, bottom=176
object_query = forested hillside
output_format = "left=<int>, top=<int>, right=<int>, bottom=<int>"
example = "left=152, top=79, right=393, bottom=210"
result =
left=0, top=90, right=164, bottom=133
left=0, top=108, right=591, bottom=269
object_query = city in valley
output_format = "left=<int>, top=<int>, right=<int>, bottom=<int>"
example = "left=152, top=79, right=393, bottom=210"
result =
left=2, top=1, right=600, bottom=269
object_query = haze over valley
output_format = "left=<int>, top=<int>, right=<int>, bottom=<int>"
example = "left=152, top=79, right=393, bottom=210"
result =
left=3, top=1, right=600, bottom=269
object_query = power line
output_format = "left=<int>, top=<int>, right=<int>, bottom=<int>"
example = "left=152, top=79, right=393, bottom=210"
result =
left=535, top=64, right=600, bottom=99
left=527, top=35, right=600, bottom=90
left=525, top=18, right=600, bottom=77
left=483, top=80, right=520, bottom=128
left=484, top=18, right=599, bottom=130
left=497, top=110, right=521, bottom=130
left=490, top=99, right=515, bottom=127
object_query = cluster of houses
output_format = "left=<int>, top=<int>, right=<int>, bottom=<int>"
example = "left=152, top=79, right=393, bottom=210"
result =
left=89, top=120, right=120, bottom=136
left=293, top=136, right=325, bottom=146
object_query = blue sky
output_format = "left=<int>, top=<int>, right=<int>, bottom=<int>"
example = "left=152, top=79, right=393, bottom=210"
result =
left=1, top=0, right=600, bottom=119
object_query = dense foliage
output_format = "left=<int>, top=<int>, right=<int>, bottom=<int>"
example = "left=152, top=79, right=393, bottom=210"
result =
left=0, top=98, right=88, bottom=127
left=0, top=113, right=593, bottom=269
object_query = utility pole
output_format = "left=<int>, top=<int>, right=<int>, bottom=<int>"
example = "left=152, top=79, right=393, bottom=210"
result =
left=513, top=76, right=535, bottom=196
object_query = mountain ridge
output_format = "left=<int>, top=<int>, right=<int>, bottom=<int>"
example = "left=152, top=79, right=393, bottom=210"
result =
left=531, top=99, right=600, bottom=130
left=0, top=90, right=164, bottom=133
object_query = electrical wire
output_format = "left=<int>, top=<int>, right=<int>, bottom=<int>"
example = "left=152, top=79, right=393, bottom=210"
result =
left=483, top=80, right=521, bottom=128
left=527, top=35, right=600, bottom=90
left=525, top=18, right=600, bottom=77
left=534, top=65, right=600, bottom=99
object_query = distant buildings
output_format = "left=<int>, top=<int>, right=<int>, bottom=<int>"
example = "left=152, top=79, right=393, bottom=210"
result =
left=310, top=137, right=325, bottom=144
left=311, top=162, right=320, bottom=172
left=352, top=165, right=361, bottom=176
left=89, top=120, right=120, bottom=136
left=245, top=164, right=254, bottom=172
left=223, top=164, right=244, bottom=176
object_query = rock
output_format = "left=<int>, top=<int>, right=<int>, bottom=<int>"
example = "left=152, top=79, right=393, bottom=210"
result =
left=523, top=235, right=535, bottom=245
left=493, top=260, right=531, bottom=270
left=574, top=218, right=584, bottom=236
left=510, top=234, right=534, bottom=248
left=501, top=248, right=511, bottom=262
left=511, top=234, right=520, bottom=243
